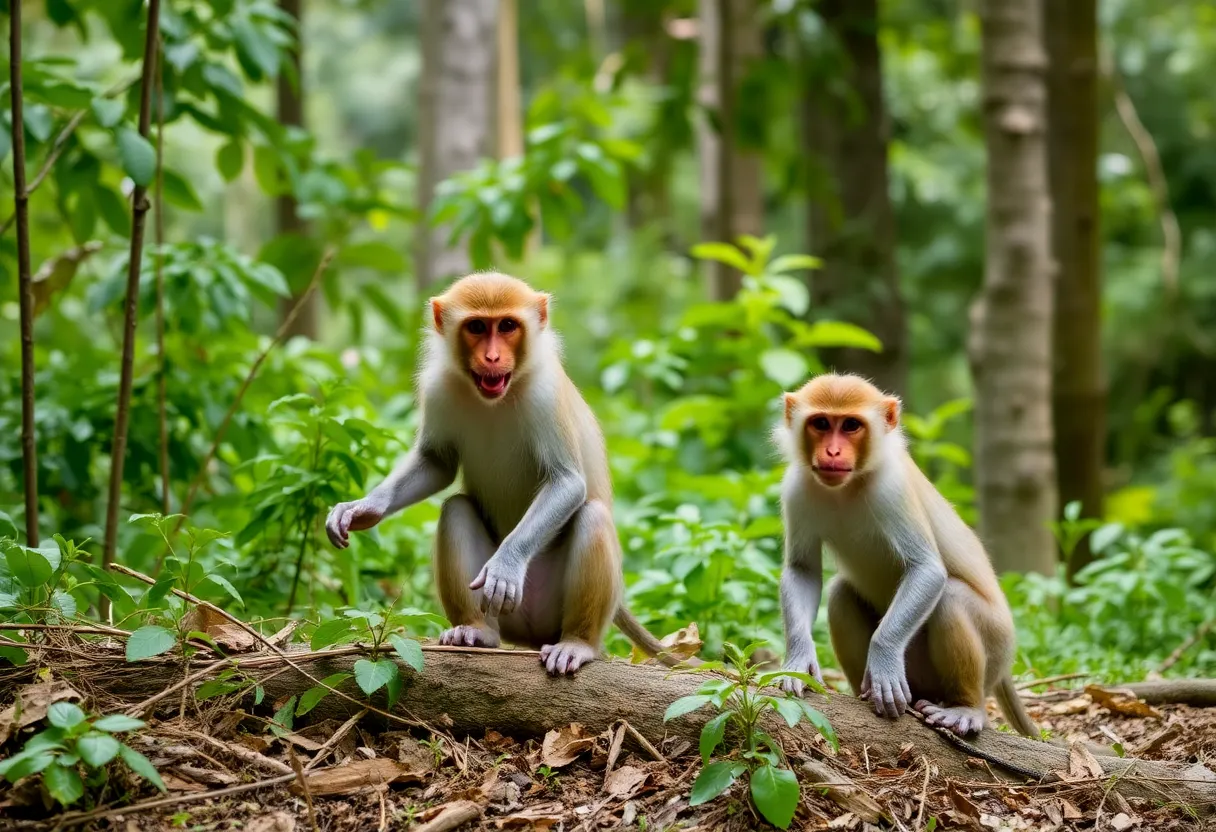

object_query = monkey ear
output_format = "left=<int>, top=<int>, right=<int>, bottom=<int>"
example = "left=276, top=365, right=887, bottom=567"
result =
left=882, top=397, right=901, bottom=430
left=536, top=293, right=550, bottom=329
left=783, top=393, right=796, bottom=425
left=430, top=299, right=445, bottom=334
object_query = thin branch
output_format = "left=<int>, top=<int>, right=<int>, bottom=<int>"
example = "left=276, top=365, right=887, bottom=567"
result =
left=1103, top=45, right=1180, bottom=294
left=302, top=708, right=366, bottom=772
left=9, top=0, right=39, bottom=545
left=100, top=0, right=163, bottom=621
left=175, top=246, right=336, bottom=528
left=154, top=35, right=170, bottom=516
left=0, top=621, right=130, bottom=637
left=1157, top=618, right=1216, bottom=674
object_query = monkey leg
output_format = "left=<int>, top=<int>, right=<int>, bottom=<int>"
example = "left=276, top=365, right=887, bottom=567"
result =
left=540, top=499, right=623, bottom=676
left=910, top=579, right=992, bottom=737
left=434, top=495, right=502, bottom=648
left=826, top=577, right=879, bottom=695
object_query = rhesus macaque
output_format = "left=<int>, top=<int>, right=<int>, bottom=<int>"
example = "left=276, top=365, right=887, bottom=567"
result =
left=774, top=373, right=1038, bottom=738
left=326, top=272, right=691, bottom=675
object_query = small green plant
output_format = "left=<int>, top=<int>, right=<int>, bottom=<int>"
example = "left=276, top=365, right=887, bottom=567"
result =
left=1049, top=501, right=1108, bottom=564
left=0, top=703, right=165, bottom=806
left=663, top=641, right=838, bottom=830
left=536, top=764, right=559, bottom=790
left=420, top=735, right=447, bottom=768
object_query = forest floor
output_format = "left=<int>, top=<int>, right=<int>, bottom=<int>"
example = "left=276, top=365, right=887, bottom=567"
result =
left=2, top=654, right=1216, bottom=832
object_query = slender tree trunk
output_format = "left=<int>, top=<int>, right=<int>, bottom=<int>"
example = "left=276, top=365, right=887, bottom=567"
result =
left=1045, top=0, right=1104, bottom=579
left=276, top=0, right=317, bottom=339
left=970, top=0, right=1056, bottom=576
left=101, top=0, right=163, bottom=618
left=416, top=0, right=497, bottom=288
left=800, top=0, right=908, bottom=397
left=9, top=0, right=39, bottom=546
left=621, top=0, right=674, bottom=236
left=155, top=37, right=170, bottom=516
left=697, top=0, right=763, bottom=300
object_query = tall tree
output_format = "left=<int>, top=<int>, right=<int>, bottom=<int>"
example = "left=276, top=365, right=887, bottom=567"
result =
left=9, top=0, right=39, bottom=545
left=800, top=0, right=908, bottom=396
left=276, top=0, right=316, bottom=339
left=416, top=0, right=498, bottom=288
left=1045, top=0, right=1104, bottom=579
left=697, top=0, right=763, bottom=300
left=971, top=0, right=1057, bottom=575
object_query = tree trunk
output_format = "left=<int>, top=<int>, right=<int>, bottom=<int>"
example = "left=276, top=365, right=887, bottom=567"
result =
left=1045, top=0, right=1105, bottom=580
left=275, top=0, right=317, bottom=340
left=621, top=0, right=674, bottom=236
left=697, top=0, right=763, bottom=300
left=970, top=0, right=1057, bottom=575
left=800, top=0, right=907, bottom=398
left=415, top=0, right=497, bottom=288
left=8, top=0, right=39, bottom=545
left=44, top=646, right=1216, bottom=809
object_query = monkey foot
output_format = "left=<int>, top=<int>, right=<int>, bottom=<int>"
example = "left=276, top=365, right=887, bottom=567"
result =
left=439, top=624, right=500, bottom=648
left=915, top=700, right=987, bottom=736
left=540, top=641, right=597, bottom=676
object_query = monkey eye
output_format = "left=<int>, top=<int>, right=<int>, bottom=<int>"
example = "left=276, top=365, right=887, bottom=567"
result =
left=465, top=319, right=488, bottom=336
left=809, top=416, right=831, bottom=432
left=841, top=417, right=863, bottom=433
left=498, top=318, right=518, bottom=334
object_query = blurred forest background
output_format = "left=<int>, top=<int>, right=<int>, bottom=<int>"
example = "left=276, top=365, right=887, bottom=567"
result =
left=2, top=0, right=1216, bottom=683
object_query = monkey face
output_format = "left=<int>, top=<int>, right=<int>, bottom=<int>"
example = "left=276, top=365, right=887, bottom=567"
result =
left=805, top=413, right=868, bottom=487
left=458, top=316, right=525, bottom=401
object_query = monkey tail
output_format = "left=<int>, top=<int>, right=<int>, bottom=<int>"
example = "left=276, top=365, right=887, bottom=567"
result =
left=613, top=607, right=703, bottom=669
left=994, top=675, right=1040, bottom=738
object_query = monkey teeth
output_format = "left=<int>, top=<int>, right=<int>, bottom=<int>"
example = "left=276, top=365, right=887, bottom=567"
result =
left=473, top=371, right=511, bottom=398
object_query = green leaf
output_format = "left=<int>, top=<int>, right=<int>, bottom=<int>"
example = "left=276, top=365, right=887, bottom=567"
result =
left=0, top=749, right=56, bottom=782
left=1090, top=523, right=1124, bottom=555
left=126, top=625, right=176, bottom=662
left=48, top=702, right=86, bottom=729
left=96, top=186, right=132, bottom=236
left=690, top=242, right=752, bottom=274
left=216, top=140, right=244, bottom=182
left=270, top=695, right=296, bottom=738
left=50, top=589, right=77, bottom=619
left=296, top=672, right=352, bottom=717
left=797, top=700, right=838, bottom=751
left=252, top=144, right=283, bottom=195
left=338, top=241, right=408, bottom=273
left=0, top=509, right=17, bottom=540
left=310, top=617, right=354, bottom=650
left=196, top=679, right=242, bottom=700
left=768, top=254, right=822, bottom=275
left=6, top=547, right=53, bottom=587
left=759, top=349, right=809, bottom=389
left=389, top=634, right=424, bottom=674
left=77, top=732, right=121, bottom=767
left=749, top=764, right=799, bottom=829
left=769, top=696, right=804, bottom=729
left=116, top=127, right=156, bottom=187
left=160, top=168, right=204, bottom=211
left=92, top=715, right=146, bottom=733
left=119, top=744, right=166, bottom=791
left=91, top=98, right=125, bottom=129
left=354, top=659, right=398, bottom=696
left=664, top=694, right=714, bottom=722
left=201, top=574, right=244, bottom=608
left=766, top=275, right=811, bottom=317
left=798, top=320, right=882, bottom=352
left=44, top=763, right=85, bottom=805
left=699, top=711, right=730, bottom=764
left=689, top=760, right=740, bottom=806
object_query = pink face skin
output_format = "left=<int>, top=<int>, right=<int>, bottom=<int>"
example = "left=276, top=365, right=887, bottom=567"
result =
left=805, top=413, right=867, bottom=487
left=459, top=316, right=523, bottom=400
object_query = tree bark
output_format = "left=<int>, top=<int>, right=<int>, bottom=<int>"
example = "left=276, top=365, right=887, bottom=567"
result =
left=100, top=0, right=163, bottom=619
left=800, top=0, right=907, bottom=397
left=970, top=0, right=1057, bottom=575
left=48, top=647, right=1216, bottom=809
left=415, top=0, right=497, bottom=288
left=621, top=0, right=674, bottom=236
left=8, top=0, right=39, bottom=545
left=1045, top=0, right=1105, bottom=580
left=697, top=0, right=763, bottom=300
left=275, top=0, right=317, bottom=340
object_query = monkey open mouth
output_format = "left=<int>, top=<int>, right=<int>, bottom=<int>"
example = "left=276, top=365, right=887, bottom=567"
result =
left=815, top=464, right=853, bottom=483
left=472, top=371, right=511, bottom=399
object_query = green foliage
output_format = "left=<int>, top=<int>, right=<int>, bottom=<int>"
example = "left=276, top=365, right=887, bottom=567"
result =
left=664, top=642, right=835, bottom=829
left=0, top=704, right=163, bottom=807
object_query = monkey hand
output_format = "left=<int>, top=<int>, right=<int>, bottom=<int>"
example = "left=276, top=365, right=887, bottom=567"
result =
left=325, top=497, right=387, bottom=549
left=860, top=648, right=911, bottom=720
left=470, top=553, right=527, bottom=617
left=777, top=650, right=824, bottom=696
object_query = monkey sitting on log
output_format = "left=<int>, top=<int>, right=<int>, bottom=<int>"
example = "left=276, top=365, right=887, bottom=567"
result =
left=774, top=373, right=1038, bottom=738
left=326, top=272, right=692, bottom=675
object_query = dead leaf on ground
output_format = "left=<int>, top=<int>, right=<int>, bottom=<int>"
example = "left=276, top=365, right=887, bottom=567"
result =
left=1110, top=812, right=1139, bottom=831
left=0, top=679, right=80, bottom=744
left=393, top=734, right=438, bottom=774
left=495, top=803, right=563, bottom=830
left=413, top=800, right=483, bottom=832
left=160, top=773, right=209, bottom=793
left=540, top=723, right=594, bottom=769
left=604, top=764, right=649, bottom=799
left=243, top=812, right=296, bottom=832
left=1086, top=685, right=1164, bottom=720
left=801, top=759, right=884, bottom=824
left=631, top=622, right=701, bottom=664
left=947, top=780, right=982, bottom=821
left=181, top=606, right=258, bottom=652
left=290, top=758, right=425, bottom=796
left=1067, top=741, right=1106, bottom=780
left=1049, top=696, right=1093, bottom=716
left=1060, top=798, right=1084, bottom=820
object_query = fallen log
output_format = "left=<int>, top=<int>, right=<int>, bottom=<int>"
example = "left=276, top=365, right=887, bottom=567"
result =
left=1109, top=679, right=1216, bottom=708
left=16, top=645, right=1216, bottom=811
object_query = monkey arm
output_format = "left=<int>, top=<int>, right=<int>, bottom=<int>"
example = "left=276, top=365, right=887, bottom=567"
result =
left=779, top=536, right=826, bottom=694
left=366, top=444, right=458, bottom=516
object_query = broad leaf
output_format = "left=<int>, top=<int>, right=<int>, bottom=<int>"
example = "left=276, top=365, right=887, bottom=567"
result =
left=119, top=744, right=166, bottom=791
left=699, top=711, right=730, bottom=764
left=6, top=547, right=52, bottom=587
left=44, top=763, right=84, bottom=805
left=769, top=696, right=805, bottom=729
left=126, top=625, right=176, bottom=662
left=689, top=760, right=741, bottom=806
left=749, top=764, right=799, bottom=829
left=92, top=715, right=146, bottom=733
left=116, top=127, right=156, bottom=187
left=389, top=634, right=424, bottom=673
left=296, top=672, right=352, bottom=717
left=690, top=242, right=752, bottom=275
left=354, top=659, right=398, bottom=696
left=310, top=617, right=354, bottom=650
left=797, top=701, right=839, bottom=751
left=77, top=732, right=121, bottom=767
left=768, top=254, right=822, bottom=275
left=759, top=349, right=809, bottom=389
left=47, top=702, right=86, bottom=730
left=663, top=695, right=714, bottom=722
left=798, top=320, right=882, bottom=352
